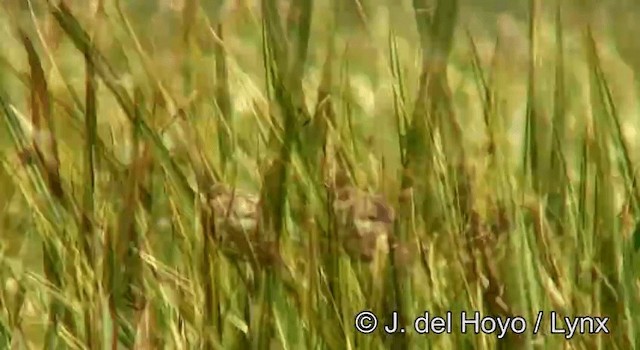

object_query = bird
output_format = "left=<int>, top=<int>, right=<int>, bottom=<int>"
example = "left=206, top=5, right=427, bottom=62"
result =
left=328, top=169, right=413, bottom=267
left=204, top=182, right=265, bottom=260
left=202, top=161, right=412, bottom=269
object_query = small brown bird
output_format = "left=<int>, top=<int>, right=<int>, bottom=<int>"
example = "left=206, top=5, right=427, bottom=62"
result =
left=327, top=167, right=408, bottom=265
left=333, top=187, right=393, bottom=259
left=205, top=183, right=262, bottom=256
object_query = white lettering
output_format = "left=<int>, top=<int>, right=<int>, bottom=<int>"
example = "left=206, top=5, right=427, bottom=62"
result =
left=460, top=312, right=527, bottom=338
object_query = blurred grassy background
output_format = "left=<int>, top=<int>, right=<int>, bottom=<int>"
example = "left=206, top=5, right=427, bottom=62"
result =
left=1, top=0, right=640, bottom=349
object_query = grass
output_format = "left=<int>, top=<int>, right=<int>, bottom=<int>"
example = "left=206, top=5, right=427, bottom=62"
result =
left=0, top=0, right=639, bottom=349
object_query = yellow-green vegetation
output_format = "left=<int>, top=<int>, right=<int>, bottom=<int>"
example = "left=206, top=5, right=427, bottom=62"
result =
left=1, top=0, right=639, bottom=349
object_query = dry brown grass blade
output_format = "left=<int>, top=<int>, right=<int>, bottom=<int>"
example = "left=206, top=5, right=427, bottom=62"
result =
left=103, top=89, right=152, bottom=349
left=17, top=30, right=67, bottom=207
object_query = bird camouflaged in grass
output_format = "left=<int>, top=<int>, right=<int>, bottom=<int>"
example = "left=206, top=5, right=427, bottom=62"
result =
left=203, top=182, right=274, bottom=264
left=328, top=170, right=413, bottom=269
left=203, top=181, right=303, bottom=300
